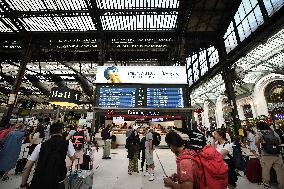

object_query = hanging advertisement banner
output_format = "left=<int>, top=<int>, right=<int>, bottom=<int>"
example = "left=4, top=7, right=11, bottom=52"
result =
left=95, top=66, right=187, bottom=84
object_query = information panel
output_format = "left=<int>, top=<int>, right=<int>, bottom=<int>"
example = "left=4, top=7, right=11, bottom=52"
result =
left=146, top=88, right=184, bottom=108
left=98, top=86, right=136, bottom=108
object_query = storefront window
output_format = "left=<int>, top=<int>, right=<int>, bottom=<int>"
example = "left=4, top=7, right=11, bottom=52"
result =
left=264, top=80, right=284, bottom=126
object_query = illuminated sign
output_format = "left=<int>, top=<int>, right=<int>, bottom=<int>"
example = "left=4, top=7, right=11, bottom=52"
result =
left=49, top=87, right=81, bottom=107
left=95, top=66, right=187, bottom=84
left=146, top=88, right=184, bottom=108
left=275, top=114, right=284, bottom=119
left=98, top=86, right=136, bottom=108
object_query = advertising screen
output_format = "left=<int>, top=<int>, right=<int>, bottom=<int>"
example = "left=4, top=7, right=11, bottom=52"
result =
left=95, top=66, right=187, bottom=84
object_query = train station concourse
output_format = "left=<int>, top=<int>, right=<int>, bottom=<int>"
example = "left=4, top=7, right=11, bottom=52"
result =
left=0, top=0, right=284, bottom=189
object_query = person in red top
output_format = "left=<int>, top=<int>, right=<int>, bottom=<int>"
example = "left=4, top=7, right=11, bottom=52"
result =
left=164, top=131, right=198, bottom=189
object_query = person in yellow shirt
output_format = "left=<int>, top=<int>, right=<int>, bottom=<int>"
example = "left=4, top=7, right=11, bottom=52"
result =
left=238, top=127, right=245, bottom=146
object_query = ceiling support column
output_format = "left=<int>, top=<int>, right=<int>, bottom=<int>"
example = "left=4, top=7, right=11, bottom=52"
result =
left=0, top=35, right=33, bottom=127
left=218, top=39, right=241, bottom=135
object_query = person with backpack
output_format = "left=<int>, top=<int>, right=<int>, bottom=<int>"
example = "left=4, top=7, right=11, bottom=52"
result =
left=213, top=129, right=238, bottom=189
left=66, top=125, right=89, bottom=169
left=0, top=123, right=25, bottom=181
left=144, top=128, right=155, bottom=181
left=164, top=131, right=228, bottom=189
left=21, top=122, right=76, bottom=189
left=101, top=124, right=112, bottom=159
left=255, top=122, right=284, bottom=189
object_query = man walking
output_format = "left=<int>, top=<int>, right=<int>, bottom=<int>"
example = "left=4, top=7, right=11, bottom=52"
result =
left=21, top=122, right=76, bottom=189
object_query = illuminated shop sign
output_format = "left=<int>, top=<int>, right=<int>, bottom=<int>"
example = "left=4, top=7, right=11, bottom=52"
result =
left=49, top=87, right=81, bottom=107
left=95, top=66, right=187, bottom=84
left=275, top=114, right=284, bottom=119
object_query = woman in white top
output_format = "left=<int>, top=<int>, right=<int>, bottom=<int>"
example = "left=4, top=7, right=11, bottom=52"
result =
left=213, top=129, right=237, bottom=189
left=28, top=124, right=45, bottom=156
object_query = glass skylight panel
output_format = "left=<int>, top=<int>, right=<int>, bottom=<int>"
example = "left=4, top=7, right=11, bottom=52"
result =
left=21, top=16, right=96, bottom=31
left=101, top=15, right=177, bottom=30
left=0, top=18, right=18, bottom=32
left=0, top=20, right=13, bottom=32
left=263, top=0, right=284, bottom=16
left=96, top=0, right=179, bottom=9
left=6, top=0, right=45, bottom=11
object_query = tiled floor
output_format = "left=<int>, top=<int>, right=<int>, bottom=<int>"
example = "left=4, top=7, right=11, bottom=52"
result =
left=0, top=146, right=277, bottom=189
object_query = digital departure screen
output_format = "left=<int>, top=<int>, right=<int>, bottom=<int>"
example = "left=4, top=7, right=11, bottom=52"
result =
left=96, top=85, right=186, bottom=108
left=98, top=86, right=136, bottom=108
left=146, top=88, right=184, bottom=108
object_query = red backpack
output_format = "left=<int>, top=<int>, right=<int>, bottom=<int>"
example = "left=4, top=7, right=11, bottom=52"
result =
left=178, top=145, right=228, bottom=189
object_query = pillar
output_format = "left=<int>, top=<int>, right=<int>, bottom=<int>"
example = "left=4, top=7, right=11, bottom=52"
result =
left=0, top=35, right=33, bottom=127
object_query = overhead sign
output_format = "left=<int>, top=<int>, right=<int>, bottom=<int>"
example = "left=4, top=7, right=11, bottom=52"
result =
left=95, top=66, right=187, bottom=84
left=49, top=87, right=81, bottom=107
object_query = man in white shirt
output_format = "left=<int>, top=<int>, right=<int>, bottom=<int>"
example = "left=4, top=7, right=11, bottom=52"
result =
left=144, top=128, right=155, bottom=181
left=21, top=123, right=76, bottom=189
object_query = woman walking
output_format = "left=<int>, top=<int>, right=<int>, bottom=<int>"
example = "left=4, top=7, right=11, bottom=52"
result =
left=126, top=130, right=140, bottom=175
left=28, top=124, right=45, bottom=155
left=213, top=129, right=238, bottom=189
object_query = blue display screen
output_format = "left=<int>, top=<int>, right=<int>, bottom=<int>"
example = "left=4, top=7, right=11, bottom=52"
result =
left=98, top=87, right=136, bottom=108
left=146, top=88, right=184, bottom=108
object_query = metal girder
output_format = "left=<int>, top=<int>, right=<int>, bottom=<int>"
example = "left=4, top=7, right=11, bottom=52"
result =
left=25, top=74, right=50, bottom=96
left=0, top=8, right=179, bottom=18
left=60, top=61, right=93, bottom=98
left=84, top=0, right=103, bottom=31
left=0, top=30, right=217, bottom=41
left=48, top=72, right=66, bottom=88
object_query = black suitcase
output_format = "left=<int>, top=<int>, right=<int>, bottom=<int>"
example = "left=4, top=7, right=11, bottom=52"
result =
left=15, top=148, right=28, bottom=174
left=80, top=154, right=91, bottom=170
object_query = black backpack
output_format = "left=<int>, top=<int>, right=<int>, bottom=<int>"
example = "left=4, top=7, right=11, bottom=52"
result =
left=227, top=140, right=246, bottom=171
left=72, top=131, right=85, bottom=150
left=29, top=136, right=69, bottom=189
left=152, top=132, right=161, bottom=146
left=261, top=130, right=281, bottom=154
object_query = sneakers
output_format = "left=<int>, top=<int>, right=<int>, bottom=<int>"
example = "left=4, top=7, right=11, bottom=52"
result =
left=148, top=174, right=155, bottom=181
left=143, top=172, right=149, bottom=177
left=260, top=183, right=269, bottom=189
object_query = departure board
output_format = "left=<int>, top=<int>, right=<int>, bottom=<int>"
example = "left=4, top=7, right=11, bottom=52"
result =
left=98, top=87, right=136, bottom=108
left=146, top=88, right=184, bottom=108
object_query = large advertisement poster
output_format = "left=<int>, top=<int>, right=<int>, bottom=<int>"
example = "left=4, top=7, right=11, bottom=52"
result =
left=95, top=66, right=187, bottom=84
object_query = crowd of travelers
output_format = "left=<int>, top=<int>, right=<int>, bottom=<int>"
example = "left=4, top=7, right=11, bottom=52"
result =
left=0, top=118, right=284, bottom=189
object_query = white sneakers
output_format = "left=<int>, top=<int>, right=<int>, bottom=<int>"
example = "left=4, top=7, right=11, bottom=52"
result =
left=143, top=172, right=149, bottom=177
left=143, top=171, right=155, bottom=181
left=148, top=174, right=155, bottom=181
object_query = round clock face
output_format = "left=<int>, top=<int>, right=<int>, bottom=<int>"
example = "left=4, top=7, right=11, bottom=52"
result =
left=235, top=66, right=246, bottom=79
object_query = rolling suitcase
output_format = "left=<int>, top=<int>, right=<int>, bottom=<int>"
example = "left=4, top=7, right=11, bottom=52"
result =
left=80, top=154, right=91, bottom=170
left=246, top=157, right=262, bottom=183
left=15, top=147, right=28, bottom=174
